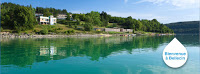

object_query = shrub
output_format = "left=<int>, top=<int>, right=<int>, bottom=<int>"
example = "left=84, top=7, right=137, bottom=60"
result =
left=132, top=30, right=135, bottom=33
left=33, top=29, right=39, bottom=33
left=76, top=21, right=80, bottom=25
left=71, top=30, right=75, bottom=33
left=40, top=29, right=48, bottom=35
left=69, top=24, right=72, bottom=28
left=65, top=30, right=75, bottom=34
left=57, top=28, right=63, bottom=30
left=0, top=27, right=3, bottom=32
left=25, top=31, right=28, bottom=34
left=48, top=29, right=54, bottom=32
left=96, top=31, right=102, bottom=34
left=113, top=23, right=117, bottom=27
left=50, top=25, right=56, bottom=28
left=84, top=23, right=93, bottom=31
left=74, top=25, right=77, bottom=29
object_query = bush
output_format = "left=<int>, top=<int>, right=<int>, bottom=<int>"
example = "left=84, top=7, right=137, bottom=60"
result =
left=65, top=30, right=75, bottom=34
left=58, top=19, right=66, bottom=24
left=69, top=24, right=72, bottom=28
left=96, top=31, right=102, bottom=34
left=57, top=28, right=63, bottom=30
left=74, top=25, right=77, bottom=29
left=40, top=29, right=48, bottom=35
left=84, top=23, right=93, bottom=31
left=0, top=27, right=3, bottom=32
left=76, top=21, right=80, bottom=25
left=113, top=23, right=117, bottom=27
left=50, top=25, right=56, bottom=28
left=25, top=31, right=28, bottom=34
left=132, top=30, right=135, bottom=33
left=71, top=30, right=75, bottom=33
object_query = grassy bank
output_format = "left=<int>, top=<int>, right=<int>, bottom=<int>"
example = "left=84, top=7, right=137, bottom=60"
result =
left=0, top=23, right=130, bottom=35
left=1, top=23, right=174, bottom=36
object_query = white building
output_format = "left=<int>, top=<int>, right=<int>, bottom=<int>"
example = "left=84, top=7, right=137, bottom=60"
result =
left=105, top=28, right=121, bottom=32
left=57, top=14, right=67, bottom=19
left=38, top=15, right=57, bottom=25
left=57, top=14, right=73, bottom=20
left=104, top=28, right=133, bottom=32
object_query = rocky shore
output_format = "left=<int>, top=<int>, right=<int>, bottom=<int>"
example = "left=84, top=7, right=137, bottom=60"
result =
left=0, top=32, right=173, bottom=38
left=0, top=33, right=114, bottom=38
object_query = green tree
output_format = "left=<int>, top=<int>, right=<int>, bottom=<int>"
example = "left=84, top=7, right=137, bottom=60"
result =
left=132, top=29, right=135, bottom=33
left=13, top=6, right=37, bottom=32
left=124, top=16, right=135, bottom=29
left=72, top=14, right=80, bottom=21
left=43, top=8, right=53, bottom=16
left=66, top=13, right=71, bottom=20
left=85, top=15, right=93, bottom=23
left=112, top=23, right=117, bottom=27
left=79, top=14, right=86, bottom=21
left=135, top=20, right=142, bottom=31
left=87, top=11, right=102, bottom=26
left=84, top=23, right=93, bottom=31
left=100, top=11, right=111, bottom=26
left=1, top=3, right=37, bottom=32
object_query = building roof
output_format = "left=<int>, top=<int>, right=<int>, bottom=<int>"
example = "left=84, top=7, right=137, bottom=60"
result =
left=40, top=16, right=57, bottom=19
left=35, top=13, right=43, bottom=15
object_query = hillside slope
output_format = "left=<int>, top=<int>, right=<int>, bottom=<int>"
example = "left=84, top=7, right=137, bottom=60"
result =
left=165, top=21, right=199, bottom=34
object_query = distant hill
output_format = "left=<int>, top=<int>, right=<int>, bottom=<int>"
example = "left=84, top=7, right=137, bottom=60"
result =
left=165, top=21, right=199, bottom=34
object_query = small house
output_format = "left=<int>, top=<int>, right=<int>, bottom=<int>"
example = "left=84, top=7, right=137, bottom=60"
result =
left=105, top=28, right=120, bottom=32
left=38, top=15, right=57, bottom=25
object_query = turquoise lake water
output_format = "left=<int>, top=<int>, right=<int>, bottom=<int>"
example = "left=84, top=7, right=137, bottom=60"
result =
left=1, top=35, right=199, bottom=74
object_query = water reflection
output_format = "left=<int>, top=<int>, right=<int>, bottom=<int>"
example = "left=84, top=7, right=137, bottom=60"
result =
left=1, top=35, right=198, bottom=68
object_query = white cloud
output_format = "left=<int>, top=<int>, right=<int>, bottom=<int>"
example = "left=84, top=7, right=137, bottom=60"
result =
left=134, top=0, right=199, bottom=9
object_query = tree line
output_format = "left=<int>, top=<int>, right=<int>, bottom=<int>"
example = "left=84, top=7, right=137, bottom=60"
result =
left=35, top=7, right=69, bottom=17
left=1, top=2, right=173, bottom=33
left=1, top=2, right=37, bottom=32
left=71, top=11, right=173, bottom=33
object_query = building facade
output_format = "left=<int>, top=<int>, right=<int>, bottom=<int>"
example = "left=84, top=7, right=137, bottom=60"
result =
left=38, top=15, right=57, bottom=25
left=57, top=14, right=67, bottom=19
left=105, top=28, right=121, bottom=32
left=94, top=28, right=105, bottom=31
left=104, top=28, right=133, bottom=32
left=56, top=14, right=73, bottom=20
left=121, top=29, right=133, bottom=32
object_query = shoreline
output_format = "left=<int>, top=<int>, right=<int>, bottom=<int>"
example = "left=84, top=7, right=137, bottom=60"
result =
left=0, top=32, right=174, bottom=38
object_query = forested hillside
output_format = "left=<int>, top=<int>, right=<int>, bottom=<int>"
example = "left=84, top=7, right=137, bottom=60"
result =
left=1, top=3, right=37, bottom=32
left=165, top=21, right=199, bottom=34
left=1, top=2, right=173, bottom=34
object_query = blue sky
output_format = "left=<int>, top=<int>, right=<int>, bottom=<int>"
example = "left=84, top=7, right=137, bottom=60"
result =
left=1, top=0, right=199, bottom=23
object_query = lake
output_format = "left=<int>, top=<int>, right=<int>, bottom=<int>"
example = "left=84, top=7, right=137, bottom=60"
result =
left=1, top=35, right=199, bottom=74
